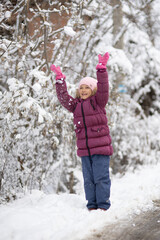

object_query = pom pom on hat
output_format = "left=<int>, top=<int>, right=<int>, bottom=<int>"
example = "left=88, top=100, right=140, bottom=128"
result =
left=79, top=77, right=97, bottom=91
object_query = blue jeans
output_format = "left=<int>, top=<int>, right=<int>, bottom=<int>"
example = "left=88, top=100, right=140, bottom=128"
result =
left=81, top=155, right=111, bottom=210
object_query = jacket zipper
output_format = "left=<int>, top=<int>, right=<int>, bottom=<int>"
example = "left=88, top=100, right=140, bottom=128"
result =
left=81, top=101, right=91, bottom=158
left=90, top=99, right=95, bottom=110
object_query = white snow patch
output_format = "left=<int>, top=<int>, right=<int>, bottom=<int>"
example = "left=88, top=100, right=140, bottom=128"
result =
left=83, top=9, right=93, bottom=17
left=32, top=83, right=42, bottom=92
left=5, top=11, right=11, bottom=19
left=64, top=26, right=76, bottom=37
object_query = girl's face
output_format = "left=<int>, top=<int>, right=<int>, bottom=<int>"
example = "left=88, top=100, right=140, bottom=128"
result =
left=79, top=84, right=92, bottom=99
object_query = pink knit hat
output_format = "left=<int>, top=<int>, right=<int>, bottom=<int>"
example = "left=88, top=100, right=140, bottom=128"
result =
left=79, top=77, right=97, bottom=91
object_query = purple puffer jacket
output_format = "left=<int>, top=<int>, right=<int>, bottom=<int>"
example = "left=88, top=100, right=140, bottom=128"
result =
left=56, top=69, right=113, bottom=157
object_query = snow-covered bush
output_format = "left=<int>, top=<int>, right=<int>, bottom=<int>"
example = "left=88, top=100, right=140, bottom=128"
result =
left=110, top=94, right=160, bottom=173
left=125, top=27, right=160, bottom=116
left=0, top=74, right=78, bottom=202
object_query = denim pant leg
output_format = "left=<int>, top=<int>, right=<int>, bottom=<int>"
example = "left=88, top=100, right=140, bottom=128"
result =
left=81, top=156, right=97, bottom=209
left=92, top=155, right=111, bottom=210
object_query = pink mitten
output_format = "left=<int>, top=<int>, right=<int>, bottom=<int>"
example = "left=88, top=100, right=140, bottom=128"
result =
left=96, top=52, right=109, bottom=70
left=50, top=65, right=66, bottom=80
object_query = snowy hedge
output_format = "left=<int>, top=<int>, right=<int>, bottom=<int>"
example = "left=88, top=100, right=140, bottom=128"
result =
left=0, top=74, right=78, bottom=202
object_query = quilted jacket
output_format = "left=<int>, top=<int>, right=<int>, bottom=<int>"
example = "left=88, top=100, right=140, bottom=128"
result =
left=56, top=69, right=113, bottom=157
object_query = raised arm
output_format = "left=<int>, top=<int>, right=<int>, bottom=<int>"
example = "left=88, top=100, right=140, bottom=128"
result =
left=50, top=65, right=77, bottom=113
left=95, top=52, right=109, bottom=108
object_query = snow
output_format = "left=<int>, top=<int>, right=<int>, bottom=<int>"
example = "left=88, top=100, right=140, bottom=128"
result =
left=64, top=26, right=76, bottom=37
left=5, top=11, right=11, bottom=19
left=0, top=163, right=160, bottom=240
left=32, top=83, right=42, bottom=92
left=29, top=69, right=50, bottom=85
left=83, top=9, right=93, bottom=17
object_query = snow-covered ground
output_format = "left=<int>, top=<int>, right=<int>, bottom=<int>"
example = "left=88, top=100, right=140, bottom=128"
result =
left=0, top=163, right=160, bottom=240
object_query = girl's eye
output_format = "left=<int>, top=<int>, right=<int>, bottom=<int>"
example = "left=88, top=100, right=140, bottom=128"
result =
left=80, top=86, right=90, bottom=90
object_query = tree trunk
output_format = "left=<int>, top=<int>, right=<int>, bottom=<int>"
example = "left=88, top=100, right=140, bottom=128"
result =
left=144, top=3, right=155, bottom=45
left=111, top=0, right=124, bottom=49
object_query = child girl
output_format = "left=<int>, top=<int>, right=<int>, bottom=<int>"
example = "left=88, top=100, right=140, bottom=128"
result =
left=50, top=52, right=113, bottom=211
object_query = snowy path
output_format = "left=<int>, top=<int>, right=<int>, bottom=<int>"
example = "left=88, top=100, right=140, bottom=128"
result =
left=0, top=163, right=160, bottom=240
left=86, top=206, right=160, bottom=240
